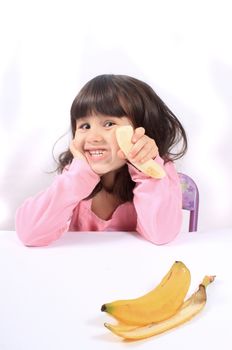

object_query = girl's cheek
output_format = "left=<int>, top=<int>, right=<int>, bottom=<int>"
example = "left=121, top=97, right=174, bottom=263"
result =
left=110, top=135, right=119, bottom=152
left=74, top=135, right=84, bottom=149
left=112, top=130, right=119, bottom=144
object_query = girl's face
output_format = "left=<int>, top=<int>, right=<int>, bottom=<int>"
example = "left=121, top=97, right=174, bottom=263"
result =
left=75, top=114, right=133, bottom=175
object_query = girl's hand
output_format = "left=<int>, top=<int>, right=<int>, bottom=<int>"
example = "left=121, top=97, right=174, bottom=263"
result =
left=126, top=127, right=159, bottom=163
left=69, top=133, right=86, bottom=161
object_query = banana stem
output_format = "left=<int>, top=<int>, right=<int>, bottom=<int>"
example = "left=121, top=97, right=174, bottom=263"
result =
left=201, top=275, right=216, bottom=288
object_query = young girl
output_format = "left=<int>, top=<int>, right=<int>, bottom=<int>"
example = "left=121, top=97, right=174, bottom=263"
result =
left=15, top=74, right=187, bottom=247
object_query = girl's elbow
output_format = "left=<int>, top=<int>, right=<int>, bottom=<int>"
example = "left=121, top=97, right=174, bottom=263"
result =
left=15, top=216, right=52, bottom=247
left=15, top=215, right=37, bottom=246
left=137, top=214, right=182, bottom=245
left=16, top=227, right=46, bottom=247
left=143, top=227, right=180, bottom=245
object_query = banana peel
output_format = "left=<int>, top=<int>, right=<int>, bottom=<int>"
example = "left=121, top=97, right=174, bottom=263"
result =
left=104, top=275, right=215, bottom=340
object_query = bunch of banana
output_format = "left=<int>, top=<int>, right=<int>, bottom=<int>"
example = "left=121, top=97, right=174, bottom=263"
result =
left=101, top=261, right=215, bottom=340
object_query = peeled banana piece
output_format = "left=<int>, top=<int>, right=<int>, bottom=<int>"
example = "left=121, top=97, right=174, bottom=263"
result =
left=115, top=125, right=166, bottom=179
left=104, top=275, right=215, bottom=340
left=101, top=261, right=191, bottom=326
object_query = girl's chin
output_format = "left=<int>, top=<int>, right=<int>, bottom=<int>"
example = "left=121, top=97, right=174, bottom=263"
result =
left=88, top=161, right=126, bottom=175
left=89, top=165, right=113, bottom=175
left=86, top=161, right=107, bottom=172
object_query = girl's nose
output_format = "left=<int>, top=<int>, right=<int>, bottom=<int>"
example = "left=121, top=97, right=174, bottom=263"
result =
left=87, top=128, right=104, bottom=143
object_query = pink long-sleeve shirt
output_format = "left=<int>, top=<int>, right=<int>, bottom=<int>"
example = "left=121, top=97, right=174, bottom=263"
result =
left=15, top=156, right=182, bottom=247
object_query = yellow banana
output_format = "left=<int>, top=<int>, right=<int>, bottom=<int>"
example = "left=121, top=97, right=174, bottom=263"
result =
left=101, top=261, right=191, bottom=326
left=116, top=125, right=166, bottom=179
left=104, top=275, right=215, bottom=340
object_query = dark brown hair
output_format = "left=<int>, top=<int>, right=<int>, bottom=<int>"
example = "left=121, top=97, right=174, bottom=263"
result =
left=56, top=74, right=187, bottom=201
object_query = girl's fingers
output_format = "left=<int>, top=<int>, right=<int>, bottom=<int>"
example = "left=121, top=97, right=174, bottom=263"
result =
left=131, top=127, right=145, bottom=143
left=69, top=140, right=86, bottom=160
left=117, top=149, right=127, bottom=159
left=138, top=148, right=158, bottom=163
left=129, top=136, right=148, bottom=158
left=69, top=140, right=76, bottom=155
left=130, top=145, right=154, bottom=163
left=129, top=135, right=158, bottom=163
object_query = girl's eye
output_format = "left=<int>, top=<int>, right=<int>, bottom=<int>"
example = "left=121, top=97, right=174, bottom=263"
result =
left=79, top=123, right=90, bottom=130
left=104, top=121, right=115, bottom=128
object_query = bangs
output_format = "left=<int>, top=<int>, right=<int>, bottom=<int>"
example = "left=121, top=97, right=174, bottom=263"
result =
left=71, top=75, right=128, bottom=121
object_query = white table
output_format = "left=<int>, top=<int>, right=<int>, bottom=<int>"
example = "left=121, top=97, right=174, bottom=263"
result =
left=0, top=229, right=232, bottom=350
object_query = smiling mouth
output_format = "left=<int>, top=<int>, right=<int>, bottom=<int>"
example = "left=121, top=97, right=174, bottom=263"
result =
left=85, top=149, right=106, bottom=160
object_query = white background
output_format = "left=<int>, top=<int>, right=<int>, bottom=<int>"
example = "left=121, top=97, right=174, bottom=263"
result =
left=1, top=229, right=232, bottom=349
left=0, top=0, right=231, bottom=231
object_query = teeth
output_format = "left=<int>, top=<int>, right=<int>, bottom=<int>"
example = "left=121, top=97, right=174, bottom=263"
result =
left=89, top=150, right=104, bottom=156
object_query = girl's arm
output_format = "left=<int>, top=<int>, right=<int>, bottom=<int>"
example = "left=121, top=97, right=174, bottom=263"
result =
left=128, top=156, right=182, bottom=245
left=15, top=159, right=100, bottom=246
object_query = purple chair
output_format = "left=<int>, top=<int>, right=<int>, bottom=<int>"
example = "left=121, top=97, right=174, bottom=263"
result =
left=178, top=173, right=199, bottom=232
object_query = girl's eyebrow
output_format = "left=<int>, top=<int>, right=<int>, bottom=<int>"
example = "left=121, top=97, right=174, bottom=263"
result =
left=76, top=117, right=89, bottom=123
left=99, top=115, right=119, bottom=120
left=76, top=115, right=120, bottom=124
